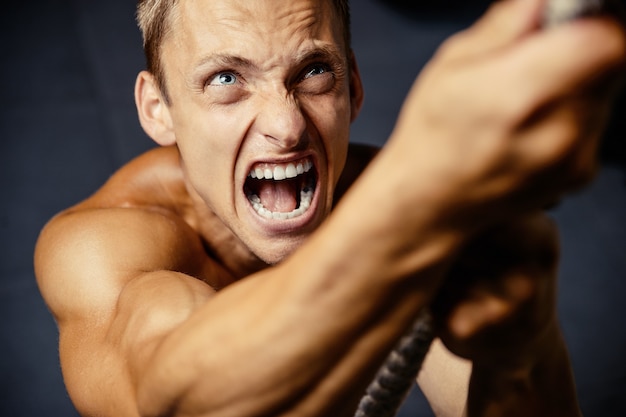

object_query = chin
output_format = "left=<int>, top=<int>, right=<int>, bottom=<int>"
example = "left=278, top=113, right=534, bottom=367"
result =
left=251, top=235, right=309, bottom=265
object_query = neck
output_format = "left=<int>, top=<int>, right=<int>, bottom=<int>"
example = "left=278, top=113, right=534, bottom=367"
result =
left=184, top=183, right=271, bottom=281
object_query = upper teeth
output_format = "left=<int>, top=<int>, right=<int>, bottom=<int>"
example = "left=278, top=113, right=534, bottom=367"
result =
left=249, top=158, right=313, bottom=180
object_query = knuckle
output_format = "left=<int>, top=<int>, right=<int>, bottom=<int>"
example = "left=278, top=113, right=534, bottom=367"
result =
left=508, top=274, right=538, bottom=306
left=434, top=31, right=471, bottom=62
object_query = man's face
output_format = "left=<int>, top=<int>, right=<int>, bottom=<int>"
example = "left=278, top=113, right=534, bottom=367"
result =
left=159, top=0, right=362, bottom=264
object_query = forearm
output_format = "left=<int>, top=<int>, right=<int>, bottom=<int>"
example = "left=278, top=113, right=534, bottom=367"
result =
left=466, top=324, right=582, bottom=417
left=135, top=175, right=470, bottom=417
left=135, top=267, right=440, bottom=417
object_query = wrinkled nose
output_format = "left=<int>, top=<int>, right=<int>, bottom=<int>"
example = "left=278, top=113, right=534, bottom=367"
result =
left=256, top=92, right=307, bottom=150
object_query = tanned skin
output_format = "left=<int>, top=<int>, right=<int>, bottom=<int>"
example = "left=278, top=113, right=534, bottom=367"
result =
left=35, top=0, right=625, bottom=416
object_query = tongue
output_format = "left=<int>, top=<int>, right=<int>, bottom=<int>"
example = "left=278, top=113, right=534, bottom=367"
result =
left=258, top=180, right=298, bottom=213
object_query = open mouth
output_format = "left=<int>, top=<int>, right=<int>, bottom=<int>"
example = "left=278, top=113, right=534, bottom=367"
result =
left=244, top=157, right=317, bottom=220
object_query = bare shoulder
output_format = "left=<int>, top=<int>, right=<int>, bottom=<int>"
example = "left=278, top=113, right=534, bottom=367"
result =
left=33, top=146, right=231, bottom=415
left=35, top=203, right=207, bottom=322
left=334, top=142, right=380, bottom=202
left=72, top=145, right=189, bottom=213
left=34, top=146, right=228, bottom=322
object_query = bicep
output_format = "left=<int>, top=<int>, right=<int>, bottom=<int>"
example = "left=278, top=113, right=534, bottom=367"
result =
left=109, top=270, right=215, bottom=379
left=57, top=270, right=214, bottom=417
left=35, top=206, right=214, bottom=321
left=34, top=209, right=216, bottom=416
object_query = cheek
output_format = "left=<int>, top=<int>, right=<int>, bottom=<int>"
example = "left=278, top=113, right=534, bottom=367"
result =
left=173, top=112, right=248, bottom=209
left=332, top=131, right=350, bottom=186
left=180, top=147, right=231, bottom=212
left=319, top=102, right=351, bottom=183
left=174, top=103, right=248, bottom=164
left=304, top=93, right=351, bottom=149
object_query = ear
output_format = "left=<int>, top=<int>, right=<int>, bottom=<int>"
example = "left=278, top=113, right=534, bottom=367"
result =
left=348, top=51, right=364, bottom=122
left=134, top=70, right=176, bottom=146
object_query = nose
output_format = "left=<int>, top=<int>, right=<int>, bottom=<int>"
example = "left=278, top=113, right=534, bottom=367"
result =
left=256, top=90, right=307, bottom=150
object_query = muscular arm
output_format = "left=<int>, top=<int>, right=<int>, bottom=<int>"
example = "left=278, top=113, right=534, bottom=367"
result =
left=412, top=0, right=625, bottom=414
left=419, top=325, right=581, bottom=417
left=35, top=0, right=625, bottom=416
left=466, top=327, right=581, bottom=417
left=35, top=160, right=459, bottom=417
left=419, top=214, right=582, bottom=417
left=34, top=206, right=216, bottom=416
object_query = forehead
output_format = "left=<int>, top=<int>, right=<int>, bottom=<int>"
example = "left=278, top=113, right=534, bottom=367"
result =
left=166, top=0, right=345, bottom=66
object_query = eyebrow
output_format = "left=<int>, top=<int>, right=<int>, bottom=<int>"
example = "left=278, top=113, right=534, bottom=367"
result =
left=192, top=44, right=345, bottom=76
left=295, top=44, right=345, bottom=67
left=193, top=54, right=258, bottom=74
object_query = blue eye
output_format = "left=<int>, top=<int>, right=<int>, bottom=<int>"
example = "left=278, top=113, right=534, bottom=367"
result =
left=210, top=72, right=238, bottom=86
left=304, top=64, right=329, bottom=79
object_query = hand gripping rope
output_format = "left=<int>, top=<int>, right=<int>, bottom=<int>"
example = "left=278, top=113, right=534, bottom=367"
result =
left=353, top=1, right=619, bottom=416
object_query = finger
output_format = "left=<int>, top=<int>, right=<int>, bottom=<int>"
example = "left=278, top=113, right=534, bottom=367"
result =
left=437, top=0, right=545, bottom=62
left=561, top=98, right=612, bottom=189
left=513, top=94, right=614, bottom=193
left=445, top=292, right=513, bottom=339
left=498, top=17, right=626, bottom=110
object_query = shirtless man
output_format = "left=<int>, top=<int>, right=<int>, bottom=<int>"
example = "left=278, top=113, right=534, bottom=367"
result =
left=34, top=0, right=625, bottom=416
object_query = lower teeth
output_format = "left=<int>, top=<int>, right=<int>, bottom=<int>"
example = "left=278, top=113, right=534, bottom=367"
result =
left=249, top=189, right=313, bottom=220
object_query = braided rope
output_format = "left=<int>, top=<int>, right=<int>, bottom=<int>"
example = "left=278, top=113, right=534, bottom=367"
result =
left=354, top=309, right=435, bottom=417
left=543, top=0, right=608, bottom=26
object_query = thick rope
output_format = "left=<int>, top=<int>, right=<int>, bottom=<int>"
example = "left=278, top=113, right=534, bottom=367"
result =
left=543, top=0, right=608, bottom=26
left=354, top=309, right=435, bottom=417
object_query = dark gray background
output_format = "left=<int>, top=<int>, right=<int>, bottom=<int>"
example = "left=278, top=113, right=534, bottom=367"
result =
left=1, top=1, right=624, bottom=416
